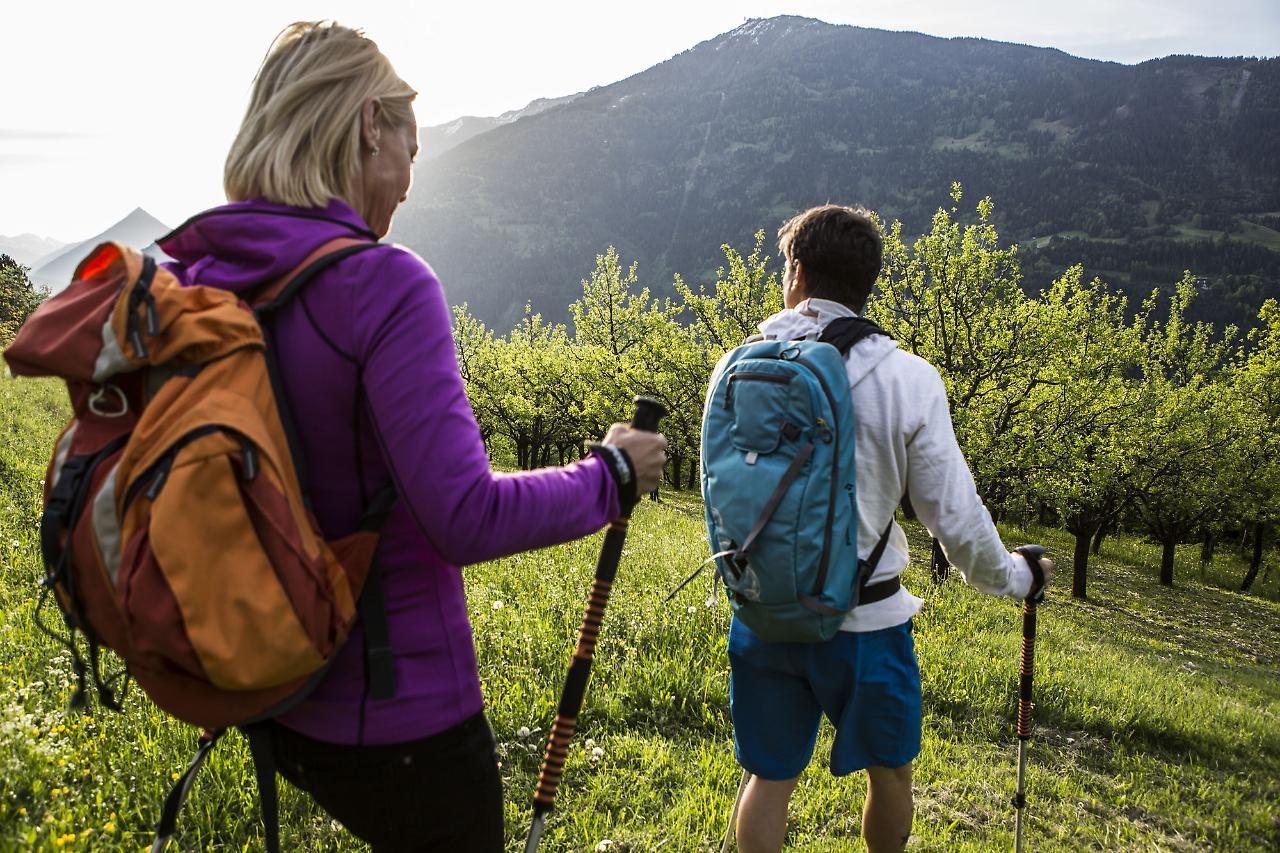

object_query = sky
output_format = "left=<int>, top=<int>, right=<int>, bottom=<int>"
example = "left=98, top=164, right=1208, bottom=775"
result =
left=2, top=0, right=1277, bottom=242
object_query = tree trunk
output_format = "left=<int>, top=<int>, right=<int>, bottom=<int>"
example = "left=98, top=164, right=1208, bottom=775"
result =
left=670, top=452, right=684, bottom=490
left=1241, top=522, right=1267, bottom=592
left=689, top=457, right=698, bottom=489
left=1072, top=528, right=1091, bottom=599
left=1200, top=534, right=1216, bottom=568
left=1091, top=521, right=1108, bottom=556
left=1159, top=540, right=1176, bottom=586
left=930, top=538, right=950, bottom=584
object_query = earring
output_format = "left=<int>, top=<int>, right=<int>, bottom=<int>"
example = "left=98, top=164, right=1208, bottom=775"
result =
left=371, top=147, right=380, bottom=157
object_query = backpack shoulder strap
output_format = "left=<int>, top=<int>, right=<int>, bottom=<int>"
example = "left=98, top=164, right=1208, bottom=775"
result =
left=250, top=238, right=380, bottom=314
left=817, top=316, right=890, bottom=356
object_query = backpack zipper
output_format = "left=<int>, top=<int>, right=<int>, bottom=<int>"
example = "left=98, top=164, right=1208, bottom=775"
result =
left=788, top=355, right=843, bottom=598
left=122, top=426, right=256, bottom=512
left=724, top=370, right=791, bottom=409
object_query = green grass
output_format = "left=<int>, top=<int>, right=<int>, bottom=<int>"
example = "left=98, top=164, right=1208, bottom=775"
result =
left=2, top=377, right=1278, bottom=851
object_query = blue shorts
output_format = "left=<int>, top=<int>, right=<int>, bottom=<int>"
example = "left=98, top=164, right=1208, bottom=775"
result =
left=728, top=617, right=922, bottom=780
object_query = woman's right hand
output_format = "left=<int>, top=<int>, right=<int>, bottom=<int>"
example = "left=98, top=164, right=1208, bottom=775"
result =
left=603, top=423, right=667, bottom=495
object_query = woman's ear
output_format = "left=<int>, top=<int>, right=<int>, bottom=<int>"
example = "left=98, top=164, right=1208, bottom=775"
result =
left=360, top=97, right=383, bottom=153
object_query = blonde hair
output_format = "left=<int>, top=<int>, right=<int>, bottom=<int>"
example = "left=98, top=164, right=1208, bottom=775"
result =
left=224, top=21, right=416, bottom=208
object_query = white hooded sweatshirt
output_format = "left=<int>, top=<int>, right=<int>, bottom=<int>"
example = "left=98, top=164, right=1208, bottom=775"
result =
left=719, top=297, right=1033, bottom=632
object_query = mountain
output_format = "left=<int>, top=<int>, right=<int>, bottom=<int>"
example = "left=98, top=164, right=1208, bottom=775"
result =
left=420, top=92, right=584, bottom=160
left=30, top=208, right=171, bottom=290
left=0, top=233, right=67, bottom=267
left=390, top=16, right=1280, bottom=331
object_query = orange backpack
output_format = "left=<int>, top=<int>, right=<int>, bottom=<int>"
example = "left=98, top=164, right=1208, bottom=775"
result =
left=3, top=237, right=392, bottom=851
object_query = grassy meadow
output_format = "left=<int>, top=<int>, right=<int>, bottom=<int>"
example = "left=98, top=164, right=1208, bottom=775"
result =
left=1, top=376, right=1278, bottom=851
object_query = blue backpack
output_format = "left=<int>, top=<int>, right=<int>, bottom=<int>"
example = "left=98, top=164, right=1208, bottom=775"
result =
left=701, top=318, right=895, bottom=643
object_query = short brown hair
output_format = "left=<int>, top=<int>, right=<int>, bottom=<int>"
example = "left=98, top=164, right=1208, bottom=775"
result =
left=777, top=205, right=883, bottom=311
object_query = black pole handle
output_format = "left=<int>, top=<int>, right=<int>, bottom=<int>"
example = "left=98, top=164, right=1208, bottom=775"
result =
left=1013, top=544, right=1046, bottom=743
left=630, top=396, right=667, bottom=434
left=1016, top=544, right=1047, bottom=604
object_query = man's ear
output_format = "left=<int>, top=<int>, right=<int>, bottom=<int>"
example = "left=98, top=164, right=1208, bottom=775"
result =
left=360, top=97, right=383, bottom=152
left=790, top=261, right=807, bottom=296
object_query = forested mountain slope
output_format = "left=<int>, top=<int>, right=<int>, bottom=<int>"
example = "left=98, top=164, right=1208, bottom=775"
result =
left=392, top=16, right=1280, bottom=329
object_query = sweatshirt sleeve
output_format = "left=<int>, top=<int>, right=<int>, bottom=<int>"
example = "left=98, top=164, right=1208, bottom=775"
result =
left=904, top=368, right=1033, bottom=599
left=352, top=247, right=619, bottom=566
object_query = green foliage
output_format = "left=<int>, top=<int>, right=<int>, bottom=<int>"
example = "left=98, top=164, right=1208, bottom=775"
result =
left=452, top=187, right=1280, bottom=600
left=453, top=234, right=780, bottom=487
left=869, top=192, right=1047, bottom=513
left=0, top=255, right=43, bottom=344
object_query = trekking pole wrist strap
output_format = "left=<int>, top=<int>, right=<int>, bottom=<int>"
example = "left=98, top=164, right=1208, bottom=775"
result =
left=1016, top=546, right=1046, bottom=601
left=588, top=443, right=637, bottom=510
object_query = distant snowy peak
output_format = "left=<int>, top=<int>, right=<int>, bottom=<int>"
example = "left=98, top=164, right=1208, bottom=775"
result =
left=718, top=16, right=819, bottom=48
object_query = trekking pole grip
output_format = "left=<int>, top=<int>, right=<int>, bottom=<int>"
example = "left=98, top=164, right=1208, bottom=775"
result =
left=630, top=396, right=666, bottom=434
left=616, top=397, right=666, bottom=516
left=1014, top=545, right=1046, bottom=741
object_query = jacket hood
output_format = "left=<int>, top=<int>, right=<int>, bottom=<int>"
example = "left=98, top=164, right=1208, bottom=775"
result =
left=757, top=297, right=899, bottom=387
left=157, top=198, right=377, bottom=293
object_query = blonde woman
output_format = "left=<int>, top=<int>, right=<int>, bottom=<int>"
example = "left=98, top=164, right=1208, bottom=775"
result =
left=158, top=22, right=666, bottom=851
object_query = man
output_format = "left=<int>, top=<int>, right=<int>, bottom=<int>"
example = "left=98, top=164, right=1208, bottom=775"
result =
left=720, top=204, right=1053, bottom=852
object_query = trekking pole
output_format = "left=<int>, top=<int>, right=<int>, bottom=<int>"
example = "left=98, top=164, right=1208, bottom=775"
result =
left=1013, top=544, right=1047, bottom=853
left=524, top=397, right=667, bottom=853
left=720, top=768, right=751, bottom=853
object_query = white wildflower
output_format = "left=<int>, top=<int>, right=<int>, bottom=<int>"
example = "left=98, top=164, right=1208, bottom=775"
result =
left=517, top=726, right=531, bottom=739
left=492, top=600, right=504, bottom=610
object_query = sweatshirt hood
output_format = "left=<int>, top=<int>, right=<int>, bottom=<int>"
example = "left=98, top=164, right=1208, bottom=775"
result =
left=757, top=297, right=899, bottom=386
left=157, top=198, right=377, bottom=293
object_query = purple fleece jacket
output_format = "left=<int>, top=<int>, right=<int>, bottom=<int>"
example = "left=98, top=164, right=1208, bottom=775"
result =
left=159, top=199, right=619, bottom=745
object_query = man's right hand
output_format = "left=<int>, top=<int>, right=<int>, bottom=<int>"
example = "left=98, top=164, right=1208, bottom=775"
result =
left=1012, top=550, right=1054, bottom=599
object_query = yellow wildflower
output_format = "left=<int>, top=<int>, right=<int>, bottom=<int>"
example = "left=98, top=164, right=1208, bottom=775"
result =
left=103, top=821, right=115, bottom=832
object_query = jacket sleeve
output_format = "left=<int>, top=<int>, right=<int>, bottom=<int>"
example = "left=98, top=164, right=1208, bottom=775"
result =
left=904, top=368, right=1032, bottom=598
left=352, top=248, right=619, bottom=566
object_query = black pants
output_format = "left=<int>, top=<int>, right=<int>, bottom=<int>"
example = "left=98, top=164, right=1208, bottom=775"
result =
left=270, top=713, right=504, bottom=852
